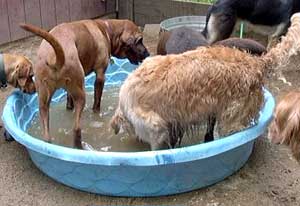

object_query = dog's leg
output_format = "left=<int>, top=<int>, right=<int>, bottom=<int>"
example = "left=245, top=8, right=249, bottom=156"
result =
left=70, top=86, right=86, bottom=149
left=205, top=11, right=237, bottom=44
left=267, top=23, right=288, bottom=50
left=204, top=115, right=216, bottom=143
left=168, top=123, right=184, bottom=148
left=93, top=69, right=106, bottom=113
left=66, top=93, right=74, bottom=110
left=38, top=87, right=54, bottom=142
left=267, top=36, right=279, bottom=51
left=133, top=109, right=169, bottom=150
left=150, top=130, right=169, bottom=151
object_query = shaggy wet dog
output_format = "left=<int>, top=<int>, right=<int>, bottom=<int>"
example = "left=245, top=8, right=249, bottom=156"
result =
left=202, top=0, right=300, bottom=48
left=157, top=27, right=266, bottom=143
left=268, top=91, right=300, bottom=161
left=111, top=13, right=300, bottom=150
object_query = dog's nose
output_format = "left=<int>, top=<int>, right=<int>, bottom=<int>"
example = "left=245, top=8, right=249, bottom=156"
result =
left=144, top=50, right=150, bottom=58
left=24, top=85, right=36, bottom=94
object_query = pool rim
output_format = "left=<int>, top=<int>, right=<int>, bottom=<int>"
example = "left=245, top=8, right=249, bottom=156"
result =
left=2, top=88, right=275, bottom=167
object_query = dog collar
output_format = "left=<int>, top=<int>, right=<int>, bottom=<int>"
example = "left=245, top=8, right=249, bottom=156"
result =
left=0, top=54, right=7, bottom=88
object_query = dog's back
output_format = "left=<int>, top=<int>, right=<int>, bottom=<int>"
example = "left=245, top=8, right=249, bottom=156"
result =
left=166, top=27, right=208, bottom=54
left=202, top=0, right=299, bottom=43
left=214, top=38, right=266, bottom=55
left=157, top=27, right=208, bottom=55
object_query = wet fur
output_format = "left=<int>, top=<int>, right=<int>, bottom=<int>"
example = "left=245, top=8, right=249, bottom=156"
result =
left=268, top=91, right=300, bottom=161
left=157, top=27, right=266, bottom=144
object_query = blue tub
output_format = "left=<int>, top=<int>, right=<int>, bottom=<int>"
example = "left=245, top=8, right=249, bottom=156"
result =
left=2, top=57, right=275, bottom=197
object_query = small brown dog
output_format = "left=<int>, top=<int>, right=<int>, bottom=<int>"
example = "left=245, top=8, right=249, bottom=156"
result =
left=0, top=53, right=35, bottom=93
left=111, top=13, right=300, bottom=150
left=20, top=19, right=149, bottom=149
left=268, top=91, right=300, bottom=161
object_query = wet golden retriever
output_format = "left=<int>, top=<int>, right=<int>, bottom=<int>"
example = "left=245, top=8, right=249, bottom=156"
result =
left=111, top=13, right=300, bottom=150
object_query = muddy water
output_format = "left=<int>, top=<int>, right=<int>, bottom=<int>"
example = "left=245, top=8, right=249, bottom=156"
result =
left=27, top=86, right=152, bottom=152
left=27, top=86, right=232, bottom=152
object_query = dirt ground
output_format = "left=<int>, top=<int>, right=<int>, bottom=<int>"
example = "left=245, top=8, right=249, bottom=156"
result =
left=1, top=27, right=300, bottom=206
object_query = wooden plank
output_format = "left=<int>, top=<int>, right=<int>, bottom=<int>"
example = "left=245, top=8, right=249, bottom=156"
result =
left=69, top=0, right=82, bottom=21
left=0, top=0, right=10, bottom=44
left=7, top=0, right=26, bottom=41
left=79, top=0, right=106, bottom=20
left=81, top=0, right=90, bottom=19
left=119, top=0, right=133, bottom=20
left=40, top=0, right=56, bottom=29
left=24, top=0, right=42, bottom=37
left=92, top=0, right=105, bottom=18
left=106, top=0, right=116, bottom=14
left=55, top=0, right=70, bottom=24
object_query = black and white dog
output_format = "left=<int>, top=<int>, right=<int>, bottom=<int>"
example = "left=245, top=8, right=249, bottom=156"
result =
left=202, top=0, right=300, bottom=47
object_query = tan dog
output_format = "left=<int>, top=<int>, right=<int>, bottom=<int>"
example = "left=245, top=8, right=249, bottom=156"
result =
left=111, top=13, right=300, bottom=150
left=268, top=91, right=300, bottom=161
left=0, top=53, right=35, bottom=93
left=157, top=28, right=266, bottom=144
left=20, top=19, right=149, bottom=149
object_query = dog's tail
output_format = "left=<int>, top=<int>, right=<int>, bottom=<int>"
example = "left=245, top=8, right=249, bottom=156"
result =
left=157, top=31, right=171, bottom=55
left=20, top=23, right=65, bottom=70
left=263, top=13, right=300, bottom=69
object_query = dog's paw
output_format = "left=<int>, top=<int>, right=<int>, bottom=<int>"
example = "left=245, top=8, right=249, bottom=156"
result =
left=278, top=76, right=292, bottom=86
left=82, top=141, right=96, bottom=151
left=4, top=130, right=15, bottom=142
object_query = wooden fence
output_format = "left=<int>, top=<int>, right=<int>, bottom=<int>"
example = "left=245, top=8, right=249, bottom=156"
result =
left=0, top=0, right=116, bottom=45
left=119, top=0, right=210, bottom=26
left=0, top=0, right=211, bottom=45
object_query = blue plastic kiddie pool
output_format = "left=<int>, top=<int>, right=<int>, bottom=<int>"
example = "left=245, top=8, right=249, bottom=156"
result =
left=2, top=57, right=275, bottom=197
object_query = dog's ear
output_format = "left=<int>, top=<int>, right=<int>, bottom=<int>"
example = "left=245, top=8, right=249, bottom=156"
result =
left=281, top=110, right=300, bottom=161
left=15, top=63, right=30, bottom=87
left=124, top=36, right=135, bottom=46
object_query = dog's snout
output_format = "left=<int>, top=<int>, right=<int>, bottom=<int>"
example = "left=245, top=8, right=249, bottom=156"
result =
left=23, top=83, right=36, bottom=94
left=144, top=50, right=150, bottom=58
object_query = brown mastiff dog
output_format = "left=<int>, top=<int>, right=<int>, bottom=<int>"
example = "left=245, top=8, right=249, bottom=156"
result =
left=20, top=19, right=149, bottom=149
left=0, top=53, right=35, bottom=93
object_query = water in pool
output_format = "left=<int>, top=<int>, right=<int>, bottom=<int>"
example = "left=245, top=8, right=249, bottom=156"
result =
left=27, top=86, right=248, bottom=152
